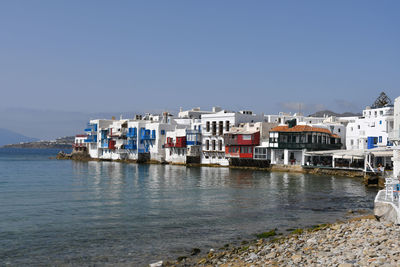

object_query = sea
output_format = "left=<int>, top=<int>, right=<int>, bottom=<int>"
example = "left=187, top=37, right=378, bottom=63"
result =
left=0, top=148, right=378, bottom=266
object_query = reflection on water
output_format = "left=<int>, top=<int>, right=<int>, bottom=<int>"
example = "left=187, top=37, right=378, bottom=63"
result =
left=0, top=149, right=378, bottom=266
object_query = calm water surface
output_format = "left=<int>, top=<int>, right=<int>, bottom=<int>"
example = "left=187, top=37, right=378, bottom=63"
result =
left=0, top=148, right=377, bottom=266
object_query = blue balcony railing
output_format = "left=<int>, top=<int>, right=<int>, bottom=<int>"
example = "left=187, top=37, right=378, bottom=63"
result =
left=127, top=127, right=137, bottom=138
left=127, top=132, right=137, bottom=138
left=84, top=136, right=97, bottom=143
left=186, top=141, right=201, bottom=146
left=125, top=144, right=137, bottom=150
left=140, top=129, right=156, bottom=140
left=100, top=142, right=108, bottom=148
left=85, top=123, right=97, bottom=132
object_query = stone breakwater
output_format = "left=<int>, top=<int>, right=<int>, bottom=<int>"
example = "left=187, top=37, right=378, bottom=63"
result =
left=163, top=216, right=400, bottom=267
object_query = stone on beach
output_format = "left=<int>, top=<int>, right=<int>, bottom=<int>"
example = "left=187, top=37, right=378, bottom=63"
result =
left=164, top=216, right=400, bottom=266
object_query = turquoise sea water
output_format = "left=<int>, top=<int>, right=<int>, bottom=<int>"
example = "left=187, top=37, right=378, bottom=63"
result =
left=0, top=148, right=377, bottom=266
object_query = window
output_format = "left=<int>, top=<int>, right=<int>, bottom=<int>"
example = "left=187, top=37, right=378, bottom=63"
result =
left=350, top=139, right=354, bottom=146
left=206, top=121, right=210, bottom=132
left=379, top=136, right=382, bottom=143
left=379, top=120, right=382, bottom=125
left=219, top=121, right=223, bottom=135
left=219, top=140, right=222, bottom=151
left=206, top=140, right=209, bottom=150
left=212, top=140, right=216, bottom=150
left=242, top=135, right=251, bottom=140
left=357, top=125, right=360, bottom=129
left=225, top=121, right=230, bottom=131
left=212, top=121, right=217, bottom=135
left=338, top=128, right=341, bottom=133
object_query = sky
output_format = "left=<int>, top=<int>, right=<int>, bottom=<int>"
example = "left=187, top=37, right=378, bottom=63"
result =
left=0, top=1, right=399, bottom=138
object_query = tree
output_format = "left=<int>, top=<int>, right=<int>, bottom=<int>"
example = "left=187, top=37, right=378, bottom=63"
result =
left=372, top=92, right=392, bottom=108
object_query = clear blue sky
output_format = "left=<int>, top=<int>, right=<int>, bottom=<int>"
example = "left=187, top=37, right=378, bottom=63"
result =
left=0, top=0, right=399, bottom=117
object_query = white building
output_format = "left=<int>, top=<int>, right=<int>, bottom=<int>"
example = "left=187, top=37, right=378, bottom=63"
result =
left=84, top=113, right=179, bottom=162
left=264, top=112, right=326, bottom=125
left=201, top=109, right=265, bottom=166
left=85, top=119, right=114, bottom=158
left=164, top=127, right=202, bottom=164
left=391, top=97, right=400, bottom=178
left=73, top=134, right=88, bottom=152
left=346, top=105, right=394, bottom=150
left=178, top=107, right=214, bottom=119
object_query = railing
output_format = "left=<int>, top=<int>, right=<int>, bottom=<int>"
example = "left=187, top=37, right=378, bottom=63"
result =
left=142, top=135, right=155, bottom=140
left=124, top=144, right=137, bottom=150
left=84, top=123, right=97, bottom=132
left=100, top=142, right=108, bottom=148
left=84, top=136, right=97, bottom=143
left=127, top=132, right=137, bottom=138
left=73, top=143, right=87, bottom=148
left=375, top=179, right=400, bottom=221
left=186, top=141, right=201, bottom=146
left=187, top=129, right=201, bottom=134
left=164, top=142, right=174, bottom=148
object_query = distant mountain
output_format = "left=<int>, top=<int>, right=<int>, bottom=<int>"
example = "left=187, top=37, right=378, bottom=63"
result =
left=2, top=136, right=74, bottom=149
left=0, top=128, right=39, bottom=146
left=0, top=107, right=141, bottom=140
left=309, top=110, right=361, bottom=117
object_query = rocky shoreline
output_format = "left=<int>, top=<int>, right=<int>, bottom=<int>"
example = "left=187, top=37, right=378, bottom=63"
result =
left=156, top=215, right=399, bottom=267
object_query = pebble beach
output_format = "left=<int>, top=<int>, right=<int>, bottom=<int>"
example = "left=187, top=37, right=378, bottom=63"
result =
left=160, top=215, right=400, bottom=267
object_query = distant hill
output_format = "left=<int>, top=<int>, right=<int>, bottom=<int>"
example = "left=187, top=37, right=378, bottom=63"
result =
left=0, top=128, right=39, bottom=146
left=1, top=136, right=74, bottom=149
left=309, top=110, right=361, bottom=117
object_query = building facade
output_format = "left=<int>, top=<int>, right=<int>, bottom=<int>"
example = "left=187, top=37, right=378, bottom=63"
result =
left=346, top=106, right=394, bottom=150
left=200, top=110, right=265, bottom=165
left=268, top=124, right=342, bottom=165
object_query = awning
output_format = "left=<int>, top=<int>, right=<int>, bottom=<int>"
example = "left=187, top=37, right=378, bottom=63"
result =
left=372, top=151, right=393, bottom=157
left=333, top=155, right=364, bottom=160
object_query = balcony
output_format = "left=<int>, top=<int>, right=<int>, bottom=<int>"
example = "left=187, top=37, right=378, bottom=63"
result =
left=100, top=142, right=108, bottom=148
left=84, top=136, right=97, bottom=143
left=127, top=131, right=137, bottom=138
left=141, top=135, right=155, bottom=140
left=186, top=141, right=201, bottom=146
left=273, top=142, right=342, bottom=150
left=224, top=134, right=259, bottom=146
left=124, top=144, right=137, bottom=150
left=84, top=123, right=97, bottom=132
left=140, top=129, right=156, bottom=140
left=164, top=142, right=174, bottom=148
left=73, top=143, right=87, bottom=148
